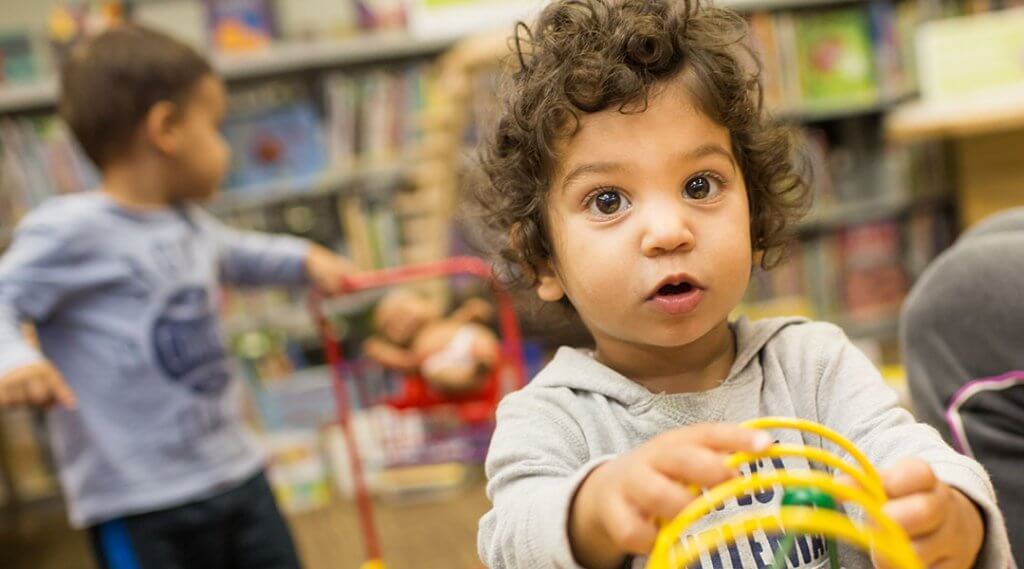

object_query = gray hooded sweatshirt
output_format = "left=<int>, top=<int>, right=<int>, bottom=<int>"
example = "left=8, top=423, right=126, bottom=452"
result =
left=479, top=317, right=1011, bottom=569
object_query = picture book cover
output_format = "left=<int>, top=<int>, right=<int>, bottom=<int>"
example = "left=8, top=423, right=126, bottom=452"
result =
left=794, top=7, right=879, bottom=108
left=0, top=31, right=37, bottom=84
left=204, top=0, right=278, bottom=53
left=222, top=100, right=328, bottom=191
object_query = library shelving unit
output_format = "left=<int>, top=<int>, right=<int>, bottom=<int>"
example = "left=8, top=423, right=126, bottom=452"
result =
left=0, top=18, right=464, bottom=522
left=887, top=84, right=1024, bottom=227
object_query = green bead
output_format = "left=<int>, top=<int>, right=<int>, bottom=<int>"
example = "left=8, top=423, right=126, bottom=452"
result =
left=781, top=487, right=838, bottom=511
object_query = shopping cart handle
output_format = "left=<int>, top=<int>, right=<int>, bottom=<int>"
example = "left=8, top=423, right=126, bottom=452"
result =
left=328, top=256, right=493, bottom=295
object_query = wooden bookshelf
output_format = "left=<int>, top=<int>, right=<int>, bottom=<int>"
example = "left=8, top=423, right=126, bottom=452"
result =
left=887, top=86, right=1024, bottom=226
left=0, top=78, right=58, bottom=114
left=213, top=34, right=455, bottom=82
left=210, top=161, right=410, bottom=215
left=0, top=34, right=457, bottom=114
left=778, top=91, right=917, bottom=123
left=886, top=85, right=1024, bottom=143
left=723, top=0, right=870, bottom=10
left=797, top=191, right=950, bottom=234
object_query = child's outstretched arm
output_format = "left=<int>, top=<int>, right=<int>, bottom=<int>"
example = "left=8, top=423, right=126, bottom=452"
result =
left=194, top=207, right=354, bottom=292
left=801, top=323, right=1012, bottom=569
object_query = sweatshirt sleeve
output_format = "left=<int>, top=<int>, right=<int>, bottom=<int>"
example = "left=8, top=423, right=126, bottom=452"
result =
left=0, top=212, right=94, bottom=375
left=811, top=323, right=1012, bottom=569
left=478, top=388, right=614, bottom=569
left=193, top=207, right=311, bottom=288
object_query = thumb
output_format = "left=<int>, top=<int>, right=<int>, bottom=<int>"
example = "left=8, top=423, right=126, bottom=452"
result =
left=46, top=369, right=77, bottom=409
left=881, top=458, right=936, bottom=499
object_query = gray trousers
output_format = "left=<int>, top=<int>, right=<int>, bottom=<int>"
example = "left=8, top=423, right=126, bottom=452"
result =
left=901, top=208, right=1024, bottom=563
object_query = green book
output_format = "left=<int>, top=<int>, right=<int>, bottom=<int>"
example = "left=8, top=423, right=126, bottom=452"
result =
left=794, top=8, right=879, bottom=109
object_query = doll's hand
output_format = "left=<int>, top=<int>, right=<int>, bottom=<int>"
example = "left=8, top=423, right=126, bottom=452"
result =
left=363, top=337, right=419, bottom=373
left=876, top=459, right=984, bottom=569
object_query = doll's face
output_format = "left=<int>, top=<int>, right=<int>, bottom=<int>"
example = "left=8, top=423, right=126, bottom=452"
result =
left=376, top=290, right=442, bottom=346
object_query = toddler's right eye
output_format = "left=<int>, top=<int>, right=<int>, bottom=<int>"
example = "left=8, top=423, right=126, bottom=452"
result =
left=588, top=189, right=631, bottom=217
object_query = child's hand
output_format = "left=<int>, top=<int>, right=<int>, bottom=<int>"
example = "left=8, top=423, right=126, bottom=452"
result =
left=876, top=458, right=984, bottom=569
left=306, top=245, right=357, bottom=295
left=0, top=361, right=77, bottom=409
left=569, top=424, right=772, bottom=569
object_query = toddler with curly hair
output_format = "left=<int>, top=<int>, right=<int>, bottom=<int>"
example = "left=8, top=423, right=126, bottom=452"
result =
left=473, top=1, right=1012, bottom=568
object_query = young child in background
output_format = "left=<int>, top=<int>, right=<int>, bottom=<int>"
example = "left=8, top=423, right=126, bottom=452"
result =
left=0, top=25, right=353, bottom=568
left=474, top=1, right=1011, bottom=568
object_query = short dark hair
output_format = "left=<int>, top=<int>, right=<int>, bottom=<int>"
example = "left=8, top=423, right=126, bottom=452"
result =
left=475, top=0, right=811, bottom=289
left=59, top=24, right=213, bottom=168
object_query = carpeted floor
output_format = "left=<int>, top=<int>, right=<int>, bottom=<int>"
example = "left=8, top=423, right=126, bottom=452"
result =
left=2, top=478, right=490, bottom=569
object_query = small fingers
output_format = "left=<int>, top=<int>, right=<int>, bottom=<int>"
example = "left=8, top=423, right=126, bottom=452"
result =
left=605, top=493, right=659, bottom=555
left=649, top=444, right=739, bottom=489
left=623, top=466, right=696, bottom=522
left=884, top=488, right=948, bottom=539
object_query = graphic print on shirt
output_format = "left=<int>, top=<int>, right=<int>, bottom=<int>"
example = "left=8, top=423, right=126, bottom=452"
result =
left=152, top=286, right=231, bottom=395
left=635, top=450, right=835, bottom=569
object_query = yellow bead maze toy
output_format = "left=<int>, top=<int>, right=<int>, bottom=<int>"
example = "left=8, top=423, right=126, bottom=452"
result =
left=645, top=417, right=922, bottom=569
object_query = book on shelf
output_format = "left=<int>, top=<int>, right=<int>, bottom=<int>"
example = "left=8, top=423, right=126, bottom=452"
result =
left=915, top=6, right=1024, bottom=100
left=740, top=209, right=953, bottom=334
left=0, top=31, right=38, bottom=85
left=222, top=82, right=328, bottom=191
left=745, top=3, right=914, bottom=116
left=337, top=193, right=404, bottom=270
left=274, top=0, right=358, bottom=40
left=794, top=7, right=879, bottom=109
left=203, top=0, right=279, bottom=53
left=0, top=116, right=97, bottom=231
left=353, top=0, right=409, bottom=32
left=323, top=64, right=428, bottom=169
left=839, top=220, right=909, bottom=323
left=746, top=12, right=788, bottom=111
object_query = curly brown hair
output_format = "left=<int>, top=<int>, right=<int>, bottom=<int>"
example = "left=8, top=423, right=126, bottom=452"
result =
left=474, top=0, right=811, bottom=289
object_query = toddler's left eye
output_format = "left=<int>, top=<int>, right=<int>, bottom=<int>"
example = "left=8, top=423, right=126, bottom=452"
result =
left=684, top=175, right=721, bottom=200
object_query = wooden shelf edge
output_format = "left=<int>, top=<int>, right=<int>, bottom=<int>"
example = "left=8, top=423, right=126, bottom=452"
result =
left=886, top=86, right=1024, bottom=143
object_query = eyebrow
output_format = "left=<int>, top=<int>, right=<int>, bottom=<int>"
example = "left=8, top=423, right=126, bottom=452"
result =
left=681, top=143, right=738, bottom=173
left=559, top=162, right=625, bottom=192
left=559, top=142, right=738, bottom=191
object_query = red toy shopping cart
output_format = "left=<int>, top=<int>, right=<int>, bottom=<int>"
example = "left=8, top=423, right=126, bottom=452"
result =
left=310, top=256, right=528, bottom=569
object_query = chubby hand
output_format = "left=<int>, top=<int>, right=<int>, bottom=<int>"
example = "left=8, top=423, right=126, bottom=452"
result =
left=306, top=244, right=358, bottom=295
left=877, top=458, right=985, bottom=569
left=570, top=424, right=772, bottom=569
left=0, top=361, right=77, bottom=409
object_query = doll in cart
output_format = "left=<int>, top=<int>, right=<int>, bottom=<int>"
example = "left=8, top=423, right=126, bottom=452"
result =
left=362, top=287, right=501, bottom=395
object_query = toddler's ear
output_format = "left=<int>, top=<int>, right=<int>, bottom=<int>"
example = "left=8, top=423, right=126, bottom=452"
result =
left=535, top=261, right=566, bottom=302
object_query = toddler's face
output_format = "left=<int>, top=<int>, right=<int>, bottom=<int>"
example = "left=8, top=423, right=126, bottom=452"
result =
left=171, top=75, right=230, bottom=201
left=537, top=80, right=753, bottom=353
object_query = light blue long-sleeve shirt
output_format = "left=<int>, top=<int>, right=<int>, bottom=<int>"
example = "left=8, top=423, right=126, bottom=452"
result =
left=0, top=192, right=311, bottom=527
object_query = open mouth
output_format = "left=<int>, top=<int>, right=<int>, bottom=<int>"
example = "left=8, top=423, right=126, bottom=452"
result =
left=648, top=275, right=705, bottom=315
left=656, top=281, right=696, bottom=296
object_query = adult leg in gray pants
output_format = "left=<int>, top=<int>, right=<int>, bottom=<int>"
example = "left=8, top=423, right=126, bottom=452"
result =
left=901, top=208, right=1024, bottom=565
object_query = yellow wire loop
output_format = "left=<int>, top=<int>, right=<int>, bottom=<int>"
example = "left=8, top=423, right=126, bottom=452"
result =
left=726, top=444, right=885, bottom=502
left=644, top=418, right=918, bottom=569
left=741, top=417, right=883, bottom=491
left=652, top=508, right=921, bottom=569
